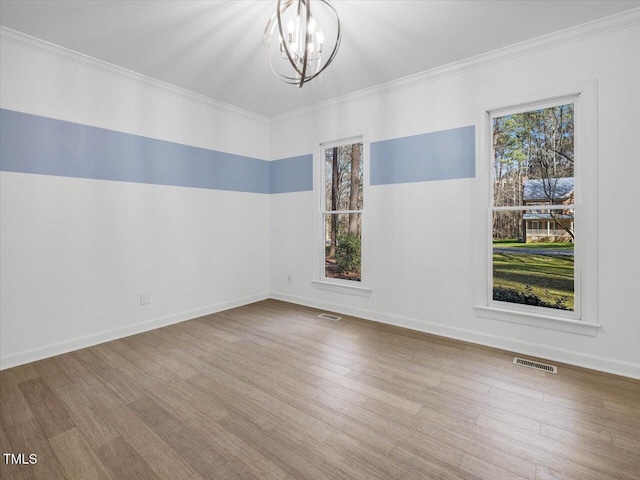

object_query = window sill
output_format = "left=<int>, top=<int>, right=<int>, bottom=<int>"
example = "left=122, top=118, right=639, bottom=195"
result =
left=474, top=305, right=600, bottom=337
left=311, top=280, right=372, bottom=297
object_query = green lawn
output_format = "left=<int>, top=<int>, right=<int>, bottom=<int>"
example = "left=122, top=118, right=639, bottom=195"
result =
left=493, top=242, right=574, bottom=310
left=494, top=240, right=574, bottom=250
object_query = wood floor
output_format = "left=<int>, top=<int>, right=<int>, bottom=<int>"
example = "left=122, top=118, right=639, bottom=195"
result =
left=1, top=300, right=639, bottom=480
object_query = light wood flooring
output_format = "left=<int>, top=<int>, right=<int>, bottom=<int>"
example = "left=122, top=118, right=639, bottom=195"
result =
left=1, top=299, right=639, bottom=480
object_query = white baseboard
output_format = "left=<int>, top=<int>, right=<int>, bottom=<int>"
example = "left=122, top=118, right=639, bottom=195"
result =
left=0, top=292, right=269, bottom=370
left=270, top=291, right=640, bottom=380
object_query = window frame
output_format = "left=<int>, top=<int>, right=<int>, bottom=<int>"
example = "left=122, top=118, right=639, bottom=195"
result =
left=474, top=81, right=600, bottom=336
left=312, top=134, right=372, bottom=297
left=489, top=97, right=580, bottom=320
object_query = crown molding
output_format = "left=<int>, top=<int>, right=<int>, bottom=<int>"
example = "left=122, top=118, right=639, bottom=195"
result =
left=271, top=7, right=640, bottom=123
left=0, top=26, right=270, bottom=124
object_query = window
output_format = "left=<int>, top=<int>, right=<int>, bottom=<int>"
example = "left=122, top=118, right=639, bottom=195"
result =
left=321, top=139, right=363, bottom=284
left=491, top=101, right=578, bottom=315
left=476, top=82, right=598, bottom=334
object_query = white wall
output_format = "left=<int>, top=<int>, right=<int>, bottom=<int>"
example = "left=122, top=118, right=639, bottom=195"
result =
left=269, top=24, right=640, bottom=378
left=0, top=35, right=271, bottom=368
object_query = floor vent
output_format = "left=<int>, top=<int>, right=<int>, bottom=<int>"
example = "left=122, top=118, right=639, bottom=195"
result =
left=318, top=313, right=342, bottom=321
left=513, top=357, right=557, bottom=373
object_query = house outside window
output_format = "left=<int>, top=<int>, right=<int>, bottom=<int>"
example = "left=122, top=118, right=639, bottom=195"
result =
left=523, top=177, right=574, bottom=242
left=491, top=101, right=576, bottom=313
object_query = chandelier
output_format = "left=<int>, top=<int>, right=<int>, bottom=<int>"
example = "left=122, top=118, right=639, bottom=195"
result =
left=264, top=0, right=341, bottom=88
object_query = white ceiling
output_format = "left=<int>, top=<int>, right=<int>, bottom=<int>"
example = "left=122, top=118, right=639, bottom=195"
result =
left=1, top=1, right=638, bottom=117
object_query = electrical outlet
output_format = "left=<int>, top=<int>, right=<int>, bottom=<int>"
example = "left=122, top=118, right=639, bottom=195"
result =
left=140, top=293, right=150, bottom=305
left=287, top=274, right=292, bottom=283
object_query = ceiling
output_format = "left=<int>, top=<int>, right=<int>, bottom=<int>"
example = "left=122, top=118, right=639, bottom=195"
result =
left=1, top=1, right=638, bottom=117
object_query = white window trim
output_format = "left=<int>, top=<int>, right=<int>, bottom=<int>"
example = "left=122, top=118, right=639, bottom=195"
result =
left=311, top=280, right=372, bottom=297
left=312, top=134, right=372, bottom=297
left=474, top=305, right=599, bottom=336
left=474, top=80, right=600, bottom=335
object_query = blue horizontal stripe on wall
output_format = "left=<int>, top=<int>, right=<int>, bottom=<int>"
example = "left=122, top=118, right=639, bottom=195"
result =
left=269, top=154, right=313, bottom=194
left=0, top=108, right=315, bottom=194
left=370, top=125, right=475, bottom=185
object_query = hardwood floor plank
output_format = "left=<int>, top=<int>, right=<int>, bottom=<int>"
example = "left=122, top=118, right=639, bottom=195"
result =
left=0, top=365, right=40, bottom=387
left=460, top=453, right=529, bottom=480
left=266, top=385, right=397, bottom=453
left=0, top=384, right=34, bottom=428
left=127, top=396, right=226, bottom=477
left=604, top=398, right=640, bottom=418
left=96, top=437, right=160, bottom=480
left=145, top=385, right=290, bottom=480
left=119, top=339, right=199, bottom=380
left=306, top=364, right=423, bottom=414
left=40, top=371, right=95, bottom=415
left=98, top=393, right=287, bottom=480
left=69, top=349, right=145, bottom=406
left=50, top=355, right=123, bottom=411
left=0, top=425, right=26, bottom=480
left=17, top=378, right=74, bottom=438
left=388, top=443, right=474, bottom=480
left=221, top=407, right=400, bottom=480
left=315, top=369, right=590, bottom=480
left=542, top=387, right=605, bottom=409
left=49, top=428, right=113, bottom=480
left=347, top=358, right=442, bottom=391
left=90, top=396, right=207, bottom=480
left=186, top=373, right=282, bottom=430
left=212, top=461, right=260, bottom=480
left=475, top=414, right=638, bottom=480
left=4, top=419, right=69, bottom=479
left=39, top=370, right=119, bottom=450
left=197, top=365, right=337, bottom=436
left=217, top=413, right=335, bottom=480
left=534, top=465, right=579, bottom=480
left=103, top=339, right=229, bottom=422
left=539, top=423, right=640, bottom=470
left=315, top=390, right=464, bottom=465
left=612, top=432, right=640, bottom=454
left=324, top=429, right=446, bottom=480
left=476, top=410, right=541, bottom=433
left=487, top=385, right=640, bottom=439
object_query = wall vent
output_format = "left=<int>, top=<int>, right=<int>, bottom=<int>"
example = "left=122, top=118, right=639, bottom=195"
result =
left=318, top=313, right=342, bottom=321
left=513, top=357, right=557, bottom=373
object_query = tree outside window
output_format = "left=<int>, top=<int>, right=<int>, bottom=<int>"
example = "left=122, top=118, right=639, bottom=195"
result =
left=323, top=141, right=363, bottom=282
left=491, top=103, right=575, bottom=311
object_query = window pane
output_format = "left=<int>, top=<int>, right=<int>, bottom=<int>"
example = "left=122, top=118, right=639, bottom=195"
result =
left=325, top=143, right=364, bottom=211
left=324, top=212, right=361, bottom=282
left=493, top=104, right=574, bottom=208
left=493, top=210, right=574, bottom=311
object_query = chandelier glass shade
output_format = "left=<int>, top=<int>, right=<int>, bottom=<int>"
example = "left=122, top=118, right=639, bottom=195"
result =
left=264, top=0, right=341, bottom=88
